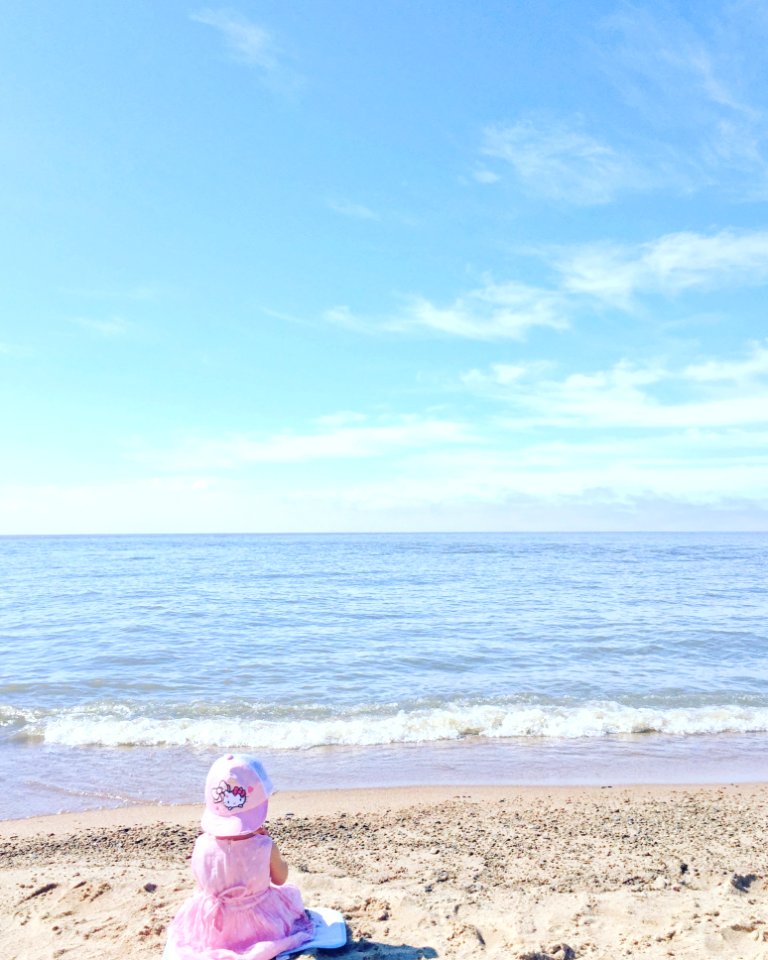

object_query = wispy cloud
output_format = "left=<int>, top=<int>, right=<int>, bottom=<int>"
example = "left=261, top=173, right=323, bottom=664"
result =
left=70, top=316, right=132, bottom=337
left=597, top=5, right=768, bottom=196
left=460, top=360, right=555, bottom=388
left=683, top=341, right=768, bottom=383
left=191, top=8, right=297, bottom=88
left=394, top=281, right=569, bottom=339
left=463, top=343, right=768, bottom=433
left=133, top=415, right=473, bottom=471
left=326, top=280, right=568, bottom=341
left=24, top=345, right=768, bottom=531
left=326, top=198, right=380, bottom=221
left=322, top=305, right=374, bottom=333
left=472, top=168, right=501, bottom=185
left=602, top=6, right=759, bottom=121
left=321, top=227, right=768, bottom=341
left=477, top=8, right=768, bottom=207
left=481, top=117, right=643, bottom=205
left=557, top=229, right=768, bottom=306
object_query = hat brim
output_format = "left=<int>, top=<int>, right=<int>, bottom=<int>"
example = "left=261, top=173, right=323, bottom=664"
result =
left=201, top=799, right=269, bottom=838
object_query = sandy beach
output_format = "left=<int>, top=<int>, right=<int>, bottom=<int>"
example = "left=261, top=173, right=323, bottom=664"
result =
left=1, top=783, right=767, bottom=960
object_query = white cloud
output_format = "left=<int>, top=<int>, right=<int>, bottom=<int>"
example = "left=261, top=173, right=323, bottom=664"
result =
left=685, top=46, right=756, bottom=118
left=683, top=341, right=768, bottom=382
left=322, top=305, right=372, bottom=332
left=322, top=281, right=568, bottom=341
left=122, top=347, right=768, bottom=525
left=70, top=316, right=131, bottom=337
left=392, top=280, right=568, bottom=340
left=132, top=415, right=474, bottom=472
left=557, top=229, right=768, bottom=306
left=603, top=7, right=759, bottom=120
left=191, top=8, right=295, bottom=87
left=286, top=438, right=768, bottom=517
left=327, top=198, right=380, bottom=221
left=4, top=474, right=767, bottom=534
left=473, top=168, right=501, bottom=184
left=464, top=349, right=768, bottom=433
left=8, top=343, right=768, bottom=532
left=482, top=118, right=642, bottom=205
left=472, top=9, right=768, bottom=209
left=461, top=361, right=553, bottom=387
left=498, top=362, right=673, bottom=429
left=320, top=228, right=768, bottom=342
left=597, top=6, right=768, bottom=196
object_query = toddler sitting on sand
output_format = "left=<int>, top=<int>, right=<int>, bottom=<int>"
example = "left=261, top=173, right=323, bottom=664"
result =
left=163, top=753, right=314, bottom=960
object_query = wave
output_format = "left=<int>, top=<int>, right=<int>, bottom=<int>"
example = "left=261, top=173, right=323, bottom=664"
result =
left=6, top=700, right=768, bottom=749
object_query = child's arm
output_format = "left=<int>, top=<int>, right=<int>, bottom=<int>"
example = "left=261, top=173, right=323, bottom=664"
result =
left=269, top=840, right=290, bottom=885
left=256, top=827, right=290, bottom=885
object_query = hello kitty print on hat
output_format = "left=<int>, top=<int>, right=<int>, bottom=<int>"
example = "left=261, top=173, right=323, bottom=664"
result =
left=201, top=753, right=274, bottom=838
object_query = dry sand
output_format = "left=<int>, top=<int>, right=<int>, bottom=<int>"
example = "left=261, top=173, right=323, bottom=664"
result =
left=1, top=783, right=767, bottom=960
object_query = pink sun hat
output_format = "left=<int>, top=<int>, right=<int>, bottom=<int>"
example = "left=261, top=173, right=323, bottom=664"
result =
left=201, top=753, right=275, bottom=838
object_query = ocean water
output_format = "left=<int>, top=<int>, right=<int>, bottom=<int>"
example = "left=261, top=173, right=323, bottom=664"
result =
left=2, top=532, right=768, bottom=820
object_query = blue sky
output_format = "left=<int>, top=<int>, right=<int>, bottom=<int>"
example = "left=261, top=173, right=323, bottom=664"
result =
left=3, top=0, right=768, bottom=533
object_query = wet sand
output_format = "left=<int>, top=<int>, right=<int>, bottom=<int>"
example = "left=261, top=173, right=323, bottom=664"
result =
left=1, top=783, right=767, bottom=959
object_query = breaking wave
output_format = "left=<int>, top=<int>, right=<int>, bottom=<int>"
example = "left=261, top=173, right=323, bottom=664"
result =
left=5, top=700, right=768, bottom=749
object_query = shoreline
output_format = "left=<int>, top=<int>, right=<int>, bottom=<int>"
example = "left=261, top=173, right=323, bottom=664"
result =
left=2, top=780, right=768, bottom=834
left=3, top=782, right=768, bottom=959
left=7, top=729, right=768, bottom=822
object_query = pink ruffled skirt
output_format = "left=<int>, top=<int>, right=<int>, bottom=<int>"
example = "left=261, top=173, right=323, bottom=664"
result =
left=164, top=882, right=314, bottom=960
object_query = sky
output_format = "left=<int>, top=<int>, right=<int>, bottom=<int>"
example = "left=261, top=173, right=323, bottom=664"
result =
left=2, top=0, right=768, bottom=534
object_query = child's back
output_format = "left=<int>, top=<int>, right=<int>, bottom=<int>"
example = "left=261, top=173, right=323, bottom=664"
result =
left=163, top=754, right=313, bottom=960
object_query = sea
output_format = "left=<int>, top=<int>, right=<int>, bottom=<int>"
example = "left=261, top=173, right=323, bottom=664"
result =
left=2, top=532, right=768, bottom=821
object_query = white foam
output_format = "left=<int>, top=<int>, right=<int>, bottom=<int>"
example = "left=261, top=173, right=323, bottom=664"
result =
left=30, top=701, right=768, bottom=749
left=0, top=705, right=39, bottom=725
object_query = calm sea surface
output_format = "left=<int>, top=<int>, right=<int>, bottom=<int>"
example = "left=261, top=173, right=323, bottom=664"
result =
left=2, top=532, right=768, bottom=819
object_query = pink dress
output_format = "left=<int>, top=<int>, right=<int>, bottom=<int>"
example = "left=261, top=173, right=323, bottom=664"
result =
left=164, top=833, right=314, bottom=960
